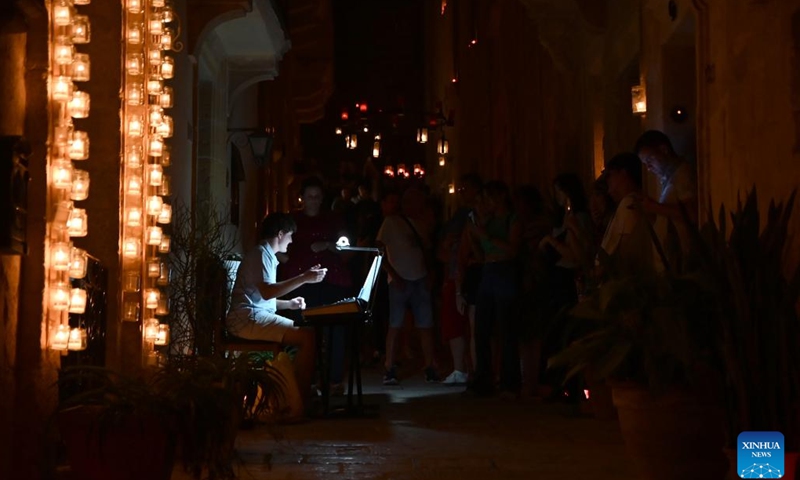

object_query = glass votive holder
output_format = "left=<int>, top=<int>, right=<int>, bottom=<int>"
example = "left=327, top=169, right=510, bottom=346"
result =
left=123, top=299, right=140, bottom=322
left=67, top=90, right=90, bottom=118
left=158, top=234, right=170, bottom=253
left=71, top=15, right=91, bottom=43
left=123, top=272, right=141, bottom=292
left=70, top=169, right=90, bottom=201
left=71, top=53, right=90, bottom=82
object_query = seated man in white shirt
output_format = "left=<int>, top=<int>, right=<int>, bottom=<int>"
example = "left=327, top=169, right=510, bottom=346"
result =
left=599, top=152, right=654, bottom=276
left=226, top=212, right=327, bottom=412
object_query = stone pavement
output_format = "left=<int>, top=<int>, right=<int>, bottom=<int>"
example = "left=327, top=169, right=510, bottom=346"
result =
left=198, top=369, right=640, bottom=480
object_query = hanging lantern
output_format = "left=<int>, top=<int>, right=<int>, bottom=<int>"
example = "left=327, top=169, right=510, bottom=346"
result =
left=68, top=131, right=89, bottom=160
left=67, top=328, right=88, bottom=351
left=54, top=37, right=74, bottom=66
left=158, top=87, right=173, bottom=108
left=68, top=91, right=90, bottom=118
left=147, top=195, right=163, bottom=215
left=448, top=183, right=456, bottom=194
left=160, top=56, right=174, bottom=79
left=416, top=127, right=428, bottom=144
left=157, top=203, right=172, bottom=224
left=69, top=288, right=87, bottom=314
left=148, top=163, right=163, bottom=186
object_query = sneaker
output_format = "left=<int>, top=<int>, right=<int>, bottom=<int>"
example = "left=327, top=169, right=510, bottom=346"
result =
left=383, top=366, right=399, bottom=386
left=440, top=370, right=468, bottom=386
left=424, top=366, right=440, bottom=383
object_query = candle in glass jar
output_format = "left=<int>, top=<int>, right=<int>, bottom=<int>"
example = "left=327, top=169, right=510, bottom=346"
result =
left=70, top=169, right=90, bottom=201
left=71, top=15, right=91, bottom=43
left=52, top=242, right=71, bottom=270
left=55, top=37, right=74, bottom=65
left=127, top=83, right=143, bottom=106
left=67, top=328, right=87, bottom=351
left=68, top=131, right=89, bottom=160
left=157, top=203, right=172, bottom=224
left=53, top=77, right=73, bottom=102
left=67, top=208, right=88, bottom=237
left=126, top=145, right=143, bottom=167
left=148, top=164, right=163, bottom=186
left=128, top=115, right=143, bottom=137
left=127, top=23, right=142, bottom=44
left=126, top=207, right=143, bottom=227
left=51, top=283, right=71, bottom=311
left=52, top=160, right=73, bottom=189
left=69, top=247, right=88, bottom=279
left=51, top=324, right=70, bottom=350
left=154, top=324, right=170, bottom=345
left=71, top=53, right=90, bottom=82
left=160, top=56, right=174, bottom=79
left=146, top=226, right=163, bottom=245
left=146, top=196, right=163, bottom=216
left=145, top=289, right=160, bottom=309
left=69, top=288, right=87, bottom=314
left=68, top=91, right=90, bottom=118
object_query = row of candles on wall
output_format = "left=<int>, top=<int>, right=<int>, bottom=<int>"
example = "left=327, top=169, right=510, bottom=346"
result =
left=121, top=0, right=178, bottom=362
left=47, top=0, right=95, bottom=352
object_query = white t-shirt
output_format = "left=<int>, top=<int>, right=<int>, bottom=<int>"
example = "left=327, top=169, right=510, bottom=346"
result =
left=600, top=193, right=653, bottom=272
left=376, top=215, right=428, bottom=282
left=228, top=242, right=277, bottom=322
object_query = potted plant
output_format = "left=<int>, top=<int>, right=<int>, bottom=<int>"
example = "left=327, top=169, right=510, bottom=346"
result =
left=55, top=354, right=287, bottom=480
left=548, top=246, right=728, bottom=479
left=691, top=189, right=800, bottom=479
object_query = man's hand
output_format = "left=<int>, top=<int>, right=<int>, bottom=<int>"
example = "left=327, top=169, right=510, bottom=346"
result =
left=302, top=264, right=327, bottom=284
left=287, top=297, right=306, bottom=310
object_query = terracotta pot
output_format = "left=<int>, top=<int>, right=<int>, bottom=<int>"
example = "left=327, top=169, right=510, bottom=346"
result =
left=612, top=384, right=728, bottom=479
left=58, top=406, right=176, bottom=480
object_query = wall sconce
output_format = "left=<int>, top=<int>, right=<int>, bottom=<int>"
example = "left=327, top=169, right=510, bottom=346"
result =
left=247, top=129, right=274, bottom=167
left=631, top=85, right=646, bottom=114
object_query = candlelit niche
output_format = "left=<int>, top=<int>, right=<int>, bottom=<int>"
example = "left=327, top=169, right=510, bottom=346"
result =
left=631, top=85, right=647, bottom=114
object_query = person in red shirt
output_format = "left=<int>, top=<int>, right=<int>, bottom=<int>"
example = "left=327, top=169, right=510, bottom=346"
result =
left=278, top=176, right=354, bottom=394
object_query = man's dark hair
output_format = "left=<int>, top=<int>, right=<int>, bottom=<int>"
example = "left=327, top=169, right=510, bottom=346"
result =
left=634, top=130, right=677, bottom=156
left=605, top=152, right=643, bottom=188
left=259, top=212, right=297, bottom=240
left=299, top=176, right=324, bottom=195
left=459, top=172, right=483, bottom=192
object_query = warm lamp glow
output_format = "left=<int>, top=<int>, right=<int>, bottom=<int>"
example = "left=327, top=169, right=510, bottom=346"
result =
left=144, top=318, right=159, bottom=339
left=53, top=1, right=72, bottom=26
left=55, top=37, right=74, bottom=65
left=68, top=91, right=90, bottom=118
left=335, top=127, right=342, bottom=135
left=144, top=289, right=160, bottom=309
left=127, top=0, right=142, bottom=13
left=160, top=57, right=174, bottom=79
left=127, top=23, right=143, bottom=44
left=148, top=48, right=162, bottom=65
left=51, top=283, right=71, bottom=311
left=147, top=195, right=163, bottom=216
left=416, top=127, right=428, bottom=144
left=71, top=15, right=91, bottom=43
left=53, top=77, right=73, bottom=102
left=156, top=116, right=172, bottom=137
left=372, top=141, right=380, bottom=158
left=147, top=258, right=161, bottom=277
left=69, top=247, right=88, bottom=278
left=157, top=203, right=172, bottom=224
left=148, top=164, right=163, bottom=186
left=631, top=85, right=647, bottom=114
left=160, top=31, right=173, bottom=50
left=149, top=16, right=164, bottom=35
left=147, top=76, right=162, bottom=95
left=146, top=226, right=163, bottom=245
left=159, top=87, right=173, bottom=108
left=439, top=156, right=446, bottom=166
left=71, top=54, right=90, bottom=82
left=69, top=288, right=87, bottom=314
left=437, top=138, right=449, bottom=155
left=154, top=324, right=169, bottom=345
left=383, top=165, right=394, bottom=177
left=69, top=131, right=89, bottom=160
left=149, top=136, right=164, bottom=156
left=127, top=83, right=144, bottom=105
left=126, top=207, right=143, bottom=227
left=70, top=170, right=90, bottom=201
left=67, top=328, right=88, bottom=351
left=123, top=238, right=141, bottom=258
left=52, top=242, right=72, bottom=271
left=126, top=145, right=143, bottom=167
left=128, top=115, right=144, bottom=137
left=126, top=53, right=143, bottom=76
left=52, top=160, right=73, bottom=189
left=67, top=208, right=88, bottom=237
left=448, top=183, right=456, bottom=194
left=51, top=324, right=70, bottom=350
left=158, top=235, right=170, bottom=253
left=126, top=175, right=143, bottom=196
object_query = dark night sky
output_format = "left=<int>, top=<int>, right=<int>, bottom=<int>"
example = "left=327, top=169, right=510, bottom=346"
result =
left=300, top=0, right=425, bottom=178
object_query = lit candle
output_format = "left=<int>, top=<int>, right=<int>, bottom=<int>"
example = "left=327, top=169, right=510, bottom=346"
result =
left=123, top=238, right=140, bottom=259
left=127, top=83, right=143, bottom=105
left=127, top=0, right=142, bottom=13
left=51, top=283, right=71, bottom=311
left=383, top=165, right=394, bottom=177
left=71, top=15, right=91, bottom=44
left=159, top=87, right=173, bottom=108
left=397, top=164, right=407, bottom=176
left=126, top=207, right=143, bottom=227
left=417, top=127, right=428, bottom=144
left=123, top=300, right=140, bottom=321
left=439, top=156, right=446, bottom=166
left=160, top=146, right=171, bottom=166
left=128, top=115, right=143, bottom=137
left=69, top=288, right=87, bottom=314
left=159, top=235, right=170, bottom=253
left=127, top=23, right=142, bottom=44
left=149, top=16, right=164, bottom=35
left=154, top=324, right=170, bottom=345
left=53, top=76, right=73, bottom=102
left=372, top=141, right=380, bottom=158
left=146, top=226, right=163, bottom=245
left=148, top=106, right=163, bottom=126
left=70, top=170, right=90, bottom=201
left=448, top=183, right=456, bottom=194
left=148, top=136, right=163, bottom=157
left=147, top=258, right=161, bottom=277
left=148, top=164, right=163, bottom=186
left=335, top=127, right=342, bottom=135
left=53, top=1, right=72, bottom=26
left=68, top=91, right=90, bottom=118
left=125, top=53, right=143, bottom=76
left=146, top=196, right=163, bottom=216
left=156, top=203, right=172, bottom=224
left=157, top=175, right=170, bottom=196
left=69, top=247, right=87, bottom=279
left=67, top=328, right=87, bottom=351
left=52, top=160, right=73, bottom=189
left=160, top=56, right=174, bottom=79
left=413, top=164, right=422, bottom=176
left=156, top=264, right=170, bottom=286
left=51, top=324, right=70, bottom=350
left=148, top=48, right=162, bottom=65
left=145, top=289, right=160, bottom=309
left=156, top=116, right=172, bottom=138
left=67, top=208, right=88, bottom=237
left=162, top=4, right=174, bottom=22
left=363, top=126, right=369, bottom=133
left=126, top=175, right=143, bottom=196
left=126, top=145, right=143, bottom=167
left=55, top=37, right=74, bottom=65
left=52, top=242, right=72, bottom=270
left=68, top=131, right=89, bottom=160
left=144, top=318, right=159, bottom=339
left=159, top=31, right=172, bottom=50
left=71, top=53, right=90, bottom=82
left=147, top=76, right=162, bottom=95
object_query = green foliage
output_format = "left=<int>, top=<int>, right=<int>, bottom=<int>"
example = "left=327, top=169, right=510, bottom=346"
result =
left=691, top=188, right=800, bottom=448
left=57, top=354, right=288, bottom=479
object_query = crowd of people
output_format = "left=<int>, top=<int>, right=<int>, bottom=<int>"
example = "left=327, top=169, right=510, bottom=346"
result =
left=225, top=129, right=698, bottom=415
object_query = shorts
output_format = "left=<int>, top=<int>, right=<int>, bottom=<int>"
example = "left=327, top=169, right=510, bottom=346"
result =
left=388, top=277, right=433, bottom=329
left=441, top=279, right=468, bottom=341
left=226, top=309, right=296, bottom=343
left=461, top=264, right=482, bottom=306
